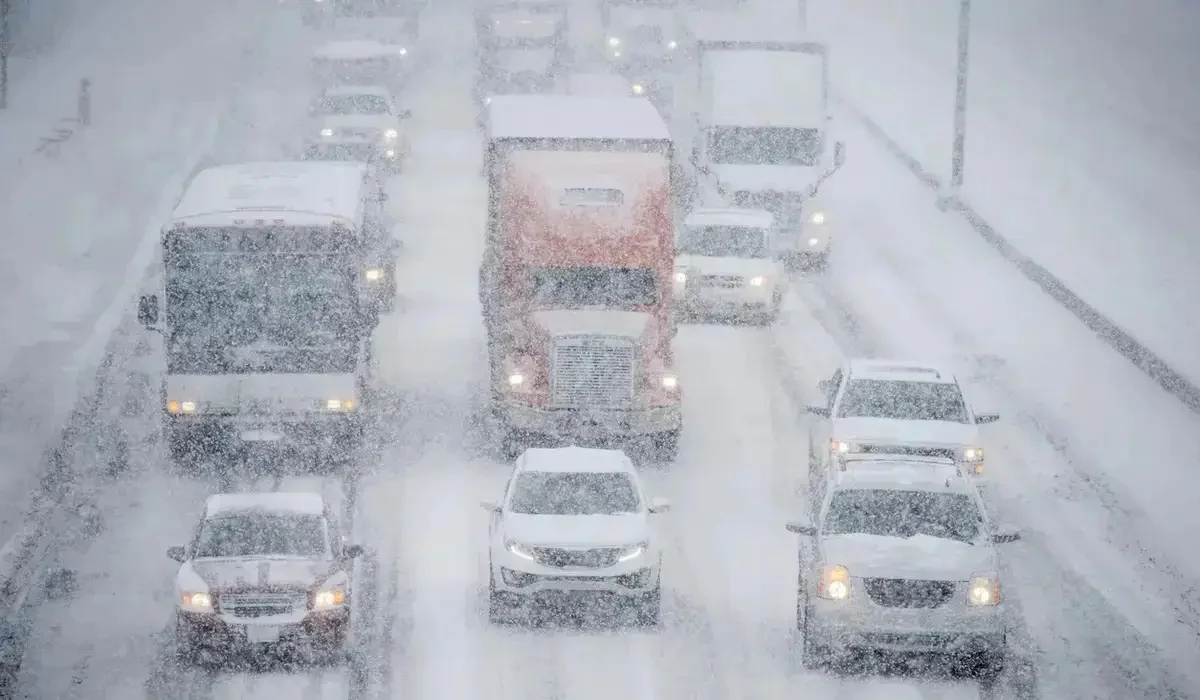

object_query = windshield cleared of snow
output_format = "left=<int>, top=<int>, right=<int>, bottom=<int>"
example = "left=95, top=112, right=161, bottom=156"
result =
left=531, top=267, right=658, bottom=307
left=194, top=514, right=329, bottom=558
left=824, top=489, right=982, bottom=543
left=318, top=94, right=391, bottom=115
left=837, top=379, right=971, bottom=423
left=678, top=225, right=768, bottom=258
left=708, top=126, right=823, bottom=166
left=509, top=471, right=641, bottom=515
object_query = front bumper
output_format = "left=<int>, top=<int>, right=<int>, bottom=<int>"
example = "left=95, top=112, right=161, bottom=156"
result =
left=166, top=413, right=363, bottom=453
left=178, top=608, right=348, bottom=651
left=491, top=554, right=659, bottom=598
left=806, top=581, right=1006, bottom=655
left=497, top=402, right=681, bottom=439
left=677, top=285, right=777, bottom=317
left=306, top=141, right=405, bottom=165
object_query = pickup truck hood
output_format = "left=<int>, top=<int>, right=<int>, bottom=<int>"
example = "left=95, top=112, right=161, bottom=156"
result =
left=187, top=557, right=335, bottom=590
left=503, top=513, right=648, bottom=547
left=165, top=373, right=356, bottom=413
left=496, top=48, right=556, bottom=73
left=676, top=255, right=776, bottom=278
left=821, top=534, right=993, bottom=581
left=713, top=164, right=819, bottom=194
left=833, top=417, right=979, bottom=448
left=530, top=309, right=651, bottom=340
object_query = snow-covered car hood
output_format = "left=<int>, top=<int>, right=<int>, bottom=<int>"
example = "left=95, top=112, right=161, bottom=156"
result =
left=496, top=48, right=556, bottom=74
left=713, top=164, right=819, bottom=194
left=502, top=513, right=649, bottom=547
left=832, top=417, right=979, bottom=448
left=676, top=255, right=776, bottom=279
left=820, top=533, right=994, bottom=581
left=317, top=114, right=397, bottom=132
left=184, top=557, right=337, bottom=590
left=531, top=309, right=652, bottom=340
left=166, top=373, right=356, bottom=413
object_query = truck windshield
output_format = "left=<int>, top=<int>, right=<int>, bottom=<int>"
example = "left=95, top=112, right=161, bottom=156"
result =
left=823, top=489, right=982, bottom=544
left=708, top=126, right=822, bottom=167
left=318, top=94, right=390, bottom=115
left=531, top=267, right=658, bottom=308
left=165, top=253, right=362, bottom=374
left=678, top=225, right=769, bottom=258
left=194, top=514, right=330, bottom=559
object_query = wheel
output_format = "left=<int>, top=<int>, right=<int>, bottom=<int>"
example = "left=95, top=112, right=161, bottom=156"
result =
left=960, top=647, right=1006, bottom=681
left=488, top=569, right=516, bottom=625
left=634, top=585, right=661, bottom=627
left=799, top=608, right=829, bottom=669
left=649, top=429, right=680, bottom=462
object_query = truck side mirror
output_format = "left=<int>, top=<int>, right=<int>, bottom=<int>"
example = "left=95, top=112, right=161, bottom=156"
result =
left=137, top=295, right=159, bottom=328
left=833, top=141, right=846, bottom=168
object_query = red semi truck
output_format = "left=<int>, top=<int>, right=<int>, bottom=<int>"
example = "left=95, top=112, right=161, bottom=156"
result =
left=480, top=95, right=682, bottom=461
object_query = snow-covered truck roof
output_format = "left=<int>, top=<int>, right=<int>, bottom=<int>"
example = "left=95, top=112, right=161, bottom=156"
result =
left=683, top=207, right=775, bottom=229
left=486, top=95, right=670, bottom=142
left=312, top=40, right=408, bottom=61
left=205, top=492, right=326, bottom=518
left=170, top=161, right=369, bottom=229
left=566, top=72, right=633, bottom=97
left=701, top=41, right=828, bottom=128
left=686, top=11, right=806, bottom=44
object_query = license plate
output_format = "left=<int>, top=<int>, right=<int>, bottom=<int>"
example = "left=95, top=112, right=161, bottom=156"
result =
left=240, top=430, right=283, bottom=442
left=246, top=624, right=280, bottom=644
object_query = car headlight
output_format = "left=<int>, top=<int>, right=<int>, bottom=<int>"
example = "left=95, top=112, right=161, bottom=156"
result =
left=817, top=564, right=850, bottom=600
left=167, top=400, right=199, bottom=414
left=607, top=37, right=621, bottom=47
left=829, top=439, right=851, bottom=455
left=364, top=267, right=385, bottom=281
left=674, top=270, right=687, bottom=284
left=383, top=128, right=398, bottom=140
left=963, top=447, right=984, bottom=474
left=659, top=374, right=678, bottom=390
left=967, top=571, right=1000, bottom=606
left=312, top=586, right=346, bottom=610
left=320, top=127, right=334, bottom=137
left=323, top=398, right=355, bottom=411
left=748, top=275, right=767, bottom=287
left=631, top=83, right=646, bottom=95
left=398, top=47, right=408, bottom=56
left=507, top=373, right=525, bottom=387
left=809, top=211, right=826, bottom=225
left=666, top=40, right=678, bottom=50
left=505, top=540, right=536, bottom=561
left=808, top=237, right=820, bottom=247
left=617, top=541, right=648, bottom=562
left=179, top=591, right=213, bottom=612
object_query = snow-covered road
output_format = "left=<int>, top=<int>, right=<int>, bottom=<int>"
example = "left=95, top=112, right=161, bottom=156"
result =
left=7, top=1, right=1199, bottom=699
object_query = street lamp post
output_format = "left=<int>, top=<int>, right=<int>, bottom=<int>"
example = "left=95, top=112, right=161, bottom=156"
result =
left=1, top=0, right=10, bottom=109
left=948, top=0, right=972, bottom=192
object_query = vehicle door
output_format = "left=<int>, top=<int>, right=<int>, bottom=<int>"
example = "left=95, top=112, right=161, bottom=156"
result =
left=809, top=366, right=843, bottom=474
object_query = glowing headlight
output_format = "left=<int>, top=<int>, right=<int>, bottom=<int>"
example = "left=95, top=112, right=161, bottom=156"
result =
left=830, top=439, right=851, bottom=455
left=364, top=267, right=385, bottom=281
left=666, top=40, right=678, bottom=50
left=967, top=572, right=1000, bottom=606
left=483, top=96, right=492, bottom=105
left=168, top=400, right=198, bottom=414
left=507, top=373, right=525, bottom=387
left=660, top=374, right=678, bottom=390
left=313, top=587, right=346, bottom=610
left=810, top=211, right=826, bottom=224
left=320, top=127, right=334, bottom=137
left=398, top=47, right=408, bottom=56
left=748, top=275, right=767, bottom=287
left=383, top=128, right=398, bottom=140
left=631, top=83, right=646, bottom=95
left=506, top=540, right=535, bottom=561
left=808, top=237, right=820, bottom=246
left=674, top=270, right=687, bottom=284
left=607, top=37, right=621, bottom=47
left=817, top=564, right=850, bottom=600
left=179, top=592, right=212, bottom=611
left=617, top=541, right=648, bottom=562
left=963, top=447, right=983, bottom=461
left=384, top=149, right=396, bottom=158
left=325, top=398, right=355, bottom=411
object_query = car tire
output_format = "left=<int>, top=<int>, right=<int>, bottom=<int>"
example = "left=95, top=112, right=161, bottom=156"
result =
left=961, top=648, right=1006, bottom=681
left=488, top=569, right=516, bottom=625
left=650, top=429, right=680, bottom=462
left=634, top=584, right=662, bottom=628
left=799, top=603, right=829, bottom=669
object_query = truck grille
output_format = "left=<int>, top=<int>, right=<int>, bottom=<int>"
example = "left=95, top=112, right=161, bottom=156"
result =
left=857, top=444, right=958, bottom=460
left=863, top=578, right=955, bottom=609
left=219, top=593, right=303, bottom=618
left=550, top=335, right=636, bottom=408
left=694, top=275, right=744, bottom=288
left=337, top=127, right=378, bottom=140
left=531, top=547, right=621, bottom=569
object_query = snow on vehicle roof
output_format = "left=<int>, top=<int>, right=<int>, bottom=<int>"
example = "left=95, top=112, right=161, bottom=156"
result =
left=171, top=162, right=367, bottom=227
left=848, top=359, right=957, bottom=385
left=833, top=459, right=972, bottom=495
left=519, top=446, right=635, bottom=473
left=686, top=11, right=805, bottom=44
left=684, top=207, right=775, bottom=228
left=704, top=47, right=827, bottom=128
left=205, top=492, right=326, bottom=518
left=313, top=40, right=405, bottom=60
left=487, top=95, right=670, bottom=141
left=321, top=84, right=392, bottom=99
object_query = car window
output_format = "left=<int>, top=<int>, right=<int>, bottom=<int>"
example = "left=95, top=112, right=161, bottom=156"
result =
left=508, top=471, right=641, bottom=515
left=194, top=513, right=331, bottom=558
left=823, top=488, right=982, bottom=543
left=836, top=379, right=970, bottom=423
left=318, top=94, right=391, bottom=115
left=677, top=225, right=769, bottom=258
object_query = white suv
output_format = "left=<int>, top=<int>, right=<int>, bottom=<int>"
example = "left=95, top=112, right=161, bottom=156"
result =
left=786, top=455, right=1020, bottom=677
left=481, top=446, right=671, bottom=625
left=806, top=360, right=999, bottom=479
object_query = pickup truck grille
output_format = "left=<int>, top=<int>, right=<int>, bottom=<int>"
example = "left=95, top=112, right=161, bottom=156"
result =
left=219, top=593, right=304, bottom=618
left=550, top=335, right=635, bottom=408
left=336, top=127, right=379, bottom=140
left=694, top=274, right=744, bottom=288
left=531, top=547, right=621, bottom=569
left=863, top=578, right=955, bottom=609
left=857, top=444, right=958, bottom=460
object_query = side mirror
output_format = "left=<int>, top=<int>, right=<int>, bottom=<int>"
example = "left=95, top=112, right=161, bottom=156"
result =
left=786, top=521, right=817, bottom=536
left=975, top=413, right=1000, bottom=425
left=137, top=295, right=159, bottom=328
left=816, top=379, right=831, bottom=393
left=805, top=405, right=831, bottom=418
left=833, top=141, right=846, bottom=168
left=648, top=497, right=671, bottom=513
left=166, top=545, right=187, bottom=563
left=343, top=544, right=365, bottom=559
left=398, top=109, right=412, bottom=119
left=480, top=500, right=501, bottom=513
left=991, top=530, right=1021, bottom=544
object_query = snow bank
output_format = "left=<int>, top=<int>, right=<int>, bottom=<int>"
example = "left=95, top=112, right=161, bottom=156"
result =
left=807, top=0, right=1200, bottom=387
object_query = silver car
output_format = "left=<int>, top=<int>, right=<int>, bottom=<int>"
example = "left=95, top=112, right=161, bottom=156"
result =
left=785, top=455, right=1020, bottom=678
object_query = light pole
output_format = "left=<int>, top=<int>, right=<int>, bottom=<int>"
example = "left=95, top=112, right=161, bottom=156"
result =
left=948, top=0, right=972, bottom=193
left=1, top=0, right=10, bottom=109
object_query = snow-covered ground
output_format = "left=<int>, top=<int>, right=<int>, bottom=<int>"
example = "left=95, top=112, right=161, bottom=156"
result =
left=6, top=0, right=1199, bottom=699
left=806, top=0, right=1200, bottom=388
